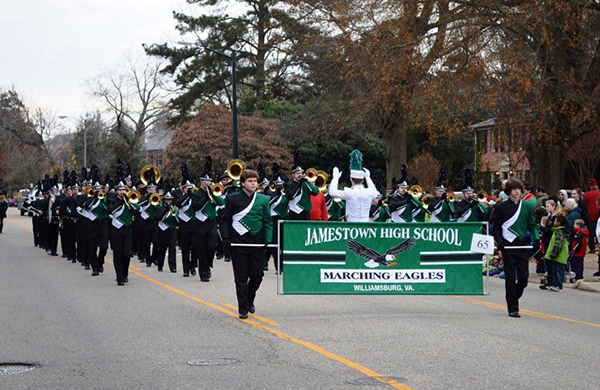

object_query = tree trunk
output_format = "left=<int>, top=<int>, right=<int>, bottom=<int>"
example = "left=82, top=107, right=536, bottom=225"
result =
left=385, top=122, right=408, bottom=192
left=527, top=144, right=565, bottom=193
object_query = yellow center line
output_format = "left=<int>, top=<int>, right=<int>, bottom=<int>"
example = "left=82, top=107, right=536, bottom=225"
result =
left=454, top=296, right=600, bottom=327
left=5, top=218, right=33, bottom=232
left=220, top=303, right=279, bottom=326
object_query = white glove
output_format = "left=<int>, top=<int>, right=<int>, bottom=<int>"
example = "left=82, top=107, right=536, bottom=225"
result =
left=363, top=168, right=370, bottom=179
left=332, top=167, right=341, bottom=180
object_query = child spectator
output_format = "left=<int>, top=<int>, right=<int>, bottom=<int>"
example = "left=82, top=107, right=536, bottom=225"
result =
left=571, top=219, right=588, bottom=281
left=544, top=215, right=569, bottom=292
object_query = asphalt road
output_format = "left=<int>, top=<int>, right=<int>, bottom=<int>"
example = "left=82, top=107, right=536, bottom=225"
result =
left=1, top=208, right=599, bottom=390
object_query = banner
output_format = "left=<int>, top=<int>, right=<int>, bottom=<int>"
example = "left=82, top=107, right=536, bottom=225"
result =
left=281, top=221, right=487, bottom=295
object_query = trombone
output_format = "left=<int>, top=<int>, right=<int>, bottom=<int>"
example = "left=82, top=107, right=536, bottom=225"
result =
left=409, top=185, right=423, bottom=199
left=149, top=193, right=162, bottom=207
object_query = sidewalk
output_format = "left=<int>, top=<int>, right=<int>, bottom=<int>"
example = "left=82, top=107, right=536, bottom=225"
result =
left=526, top=252, right=600, bottom=293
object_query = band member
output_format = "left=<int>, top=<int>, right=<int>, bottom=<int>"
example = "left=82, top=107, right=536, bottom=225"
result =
left=369, top=193, right=387, bottom=222
left=154, top=192, right=178, bottom=273
left=192, top=165, right=225, bottom=282
left=329, top=150, right=378, bottom=222
left=139, top=181, right=159, bottom=267
left=454, top=169, right=488, bottom=223
left=175, top=179, right=198, bottom=277
left=45, top=181, right=61, bottom=256
left=285, top=149, right=319, bottom=220
left=327, top=194, right=346, bottom=221
left=492, top=178, right=539, bottom=318
left=107, top=180, right=140, bottom=285
left=387, top=165, right=423, bottom=223
left=59, top=172, right=79, bottom=262
left=427, top=168, right=455, bottom=222
left=220, top=170, right=273, bottom=319
left=75, top=171, right=92, bottom=269
left=85, top=180, right=109, bottom=276
left=268, top=174, right=288, bottom=272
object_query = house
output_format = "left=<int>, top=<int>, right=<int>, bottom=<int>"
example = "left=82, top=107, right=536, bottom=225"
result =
left=472, top=118, right=530, bottom=182
left=144, top=129, right=173, bottom=169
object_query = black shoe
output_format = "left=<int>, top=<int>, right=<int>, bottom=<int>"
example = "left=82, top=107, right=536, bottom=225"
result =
left=190, top=268, right=196, bottom=276
left=146, top=263, right=152, bottom=267
left=158, top=267, right=163, bottom=272
left=51, top=253, right=58, bottom=257
left=593, top=271, right=600, bottom=277
left=183, top=272, right=189, bottom=277
left=124, top=278, right=129, bottom=283
left=239, top=313, right=248, bottom=319
left=249, top=305, right=255, bottom=314
left=100, top=266, right=104, bottom=273
left=539, top=285, right=548, bottom=290
left=201, top=278, right=210, bottom=282
left=62, top=254, right=67, bottom=258
left=117, top=281, right=125, bottom=286
left=170, top=269, right=177, bottom=273
left=224, top=257, right=231, bottom=262
left=263, top=266, right=269, bottom=271
left=509, top=311, right=521, bottom=318
left=92, top=271, right=99, bottom=276
left=84, top=265, right=91, bottom=270
left=72, top=259, right=77, bottom=263
left=139, top=258, right=145, bottom=263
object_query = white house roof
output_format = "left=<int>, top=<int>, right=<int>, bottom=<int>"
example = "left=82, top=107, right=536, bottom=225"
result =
left=470, top=117, right=496, bottom=129
left=144, top=129, right=173, bottom=151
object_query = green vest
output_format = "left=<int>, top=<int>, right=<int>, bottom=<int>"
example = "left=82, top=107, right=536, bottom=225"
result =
left=232, top=193, right=273, bottom=243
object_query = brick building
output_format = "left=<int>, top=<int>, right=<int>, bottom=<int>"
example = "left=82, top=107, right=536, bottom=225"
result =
left=144, top=129, right=173, bottom=169
left=472, top=118, right=530, bottom=183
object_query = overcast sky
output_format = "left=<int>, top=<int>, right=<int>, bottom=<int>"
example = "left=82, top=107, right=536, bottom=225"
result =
left=0, top=0, right=202, bottom=129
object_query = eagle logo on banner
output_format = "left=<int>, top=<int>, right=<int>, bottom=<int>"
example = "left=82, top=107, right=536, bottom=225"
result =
left=347, top=238, right=416, bottom=269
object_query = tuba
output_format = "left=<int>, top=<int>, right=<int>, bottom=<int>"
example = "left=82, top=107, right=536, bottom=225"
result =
left=314, top=171, right=329, bottom=193
left=140, top=165, right=161, bottom=187
left=227, top=159, right=246, bottom=182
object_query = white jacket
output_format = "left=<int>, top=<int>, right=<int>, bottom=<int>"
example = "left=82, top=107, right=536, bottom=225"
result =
left=329, top=174, right=378, bottom=222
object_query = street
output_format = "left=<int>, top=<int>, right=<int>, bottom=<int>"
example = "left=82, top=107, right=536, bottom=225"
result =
left=1, top=208, right=599, bottom=390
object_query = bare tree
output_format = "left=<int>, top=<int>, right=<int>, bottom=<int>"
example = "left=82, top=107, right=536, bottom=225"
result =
left=88, top=55, right=171, bottom=163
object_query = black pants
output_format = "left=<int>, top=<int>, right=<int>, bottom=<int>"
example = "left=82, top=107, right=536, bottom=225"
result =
left=288, top=211, right=309, bottom=220
left=38, top=217, right=49, bottom=249
left=133, top=218, right=143, bottom=258
left=47, top=222, right=59, bottom=254
left=179, top=225, right=197, bottom=273
left=141, top=219, right=158, bottom=265
left=0, top=217, right=3, bottom=233
left=62, top=219, right=76, bottom=259
left=32, top=216, right=40, bottom=246
left=193, top=226, right=217, bottom=280
left=110, top=225, right=132, bottom=283
left=571, top=256, right=584, bottom=280
left=231, top=245, right=265, bottom=315
left=88, top=219, right=108, bottom=273
left=503, top=248, right=529, bottom=313
left=77, top=219, right=89, bottom=265
left=267, top=217, right=283, bottom=272
left=589, top=220, right=597, bottom=252
left=155, top=228, right=177, bottom=271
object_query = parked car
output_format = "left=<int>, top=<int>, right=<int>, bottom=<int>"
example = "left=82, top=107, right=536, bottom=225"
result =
left=17, top=189, right=30, bottom=215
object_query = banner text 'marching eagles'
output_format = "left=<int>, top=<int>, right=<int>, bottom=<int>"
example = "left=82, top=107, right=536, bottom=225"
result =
left=304, top=226, right=463, bottom=247
left=320, top=269, right=446, bottom=283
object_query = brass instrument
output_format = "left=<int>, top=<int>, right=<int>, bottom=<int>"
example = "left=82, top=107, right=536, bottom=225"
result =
left=140, top=165, right=161, bottom=187
left=333, top=197, right=343, bottom=203
left=447, top=191, right=458, bottom=202
left=149, top=193, right=162, bottom=207
left=97, top=191, right=106, bottom=200
left=85, top=187, right=93, bottom=197
left=169, top=206, right=178, bottom=217
left=422, top=194, right=434, bottom=208
left=126, top=189, right=141, bottom=204
left=381, top=198, right=389, bottom=207
left=409, top=185, right=423, bottom=199
left=477, top=191, right=488, bottom=202
left=211, top=183, right=224, bottom=197
left=227, top=159, right=246, bottom=181
left=305, top=168, right=319, bottom=182
left=314, top=171, right=329, bottom=193
left=269, top=183, right=277, bottom=192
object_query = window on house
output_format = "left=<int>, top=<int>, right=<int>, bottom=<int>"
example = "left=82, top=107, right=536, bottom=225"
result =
left=157, top=153, right=163, bottom=167
left=491, top=130, right=497, bottom=152
left=507, top=129, right=512, bottom=150
left=149, top=155, right=154, bottom=165
left=481, top=130, right=488, bottom=153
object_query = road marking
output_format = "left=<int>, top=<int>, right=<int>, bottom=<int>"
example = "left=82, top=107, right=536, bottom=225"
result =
left=455, top=296, right=600, bottom=328
left=123, top=266, right=411, bottom=389
left=5, top=218, right=33, bottom=232
left=220, top=303, right=279, bottom=326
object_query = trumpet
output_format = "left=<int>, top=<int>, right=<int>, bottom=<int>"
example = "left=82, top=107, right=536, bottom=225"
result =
left=447, top=191, right=458, bottom=202
left=409, top=185, right=423, bottom=199
left=85, top=187, right=95, bottom=197
left=149, top=193, right=162, bottom=207
left=477, top=191, right=488, bottom=203
left=97, top=191, right=106, bottom=200
left=140, top=165, right=161, bottom=187
left=169, top=205, right=178, bottom=217
left=422, top=194, right=434, bottom=208
left=227, top=159, right=246, bottom=181
left=314, top=171, right=329, bottom=193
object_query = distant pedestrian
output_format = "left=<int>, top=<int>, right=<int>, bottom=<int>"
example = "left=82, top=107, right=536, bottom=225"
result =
left=583, top=179, right=599, bottom=254
left=571, top=188, right=589, bottom=226
left=564, top=198, right=582, bottom=238
left=534, top=187, right=548, bottom=209
left=523, top=185, right=537, bottom=204
left=539, top=197, right=564, bottom=289
left=544, top=215, right=569, bottom=292
left=557, top=190, right=569, bottom=206
left=0, top=193, right=8, bottom=234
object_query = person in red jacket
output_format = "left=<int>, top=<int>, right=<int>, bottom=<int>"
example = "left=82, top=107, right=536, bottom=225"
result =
left=583, top=178, right=600, bottom=254
left=571, top=219, right=589, bottom=281
left=309, top=192, right=329, bottom=221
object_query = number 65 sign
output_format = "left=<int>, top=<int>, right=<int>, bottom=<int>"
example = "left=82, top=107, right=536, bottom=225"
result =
left=470, top=233, right=495, bottom=255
